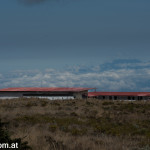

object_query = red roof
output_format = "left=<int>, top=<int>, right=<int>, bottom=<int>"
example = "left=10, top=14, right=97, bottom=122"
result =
left=88, top=92, right=150, bottom=97
left=0, top=87, right=93, bottom=92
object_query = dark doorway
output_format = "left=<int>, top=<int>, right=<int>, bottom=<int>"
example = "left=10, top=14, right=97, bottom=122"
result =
left=114, top=96, right=117, bottom=100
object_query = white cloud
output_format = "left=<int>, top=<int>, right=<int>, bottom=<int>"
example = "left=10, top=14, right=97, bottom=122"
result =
left=1, top=60, right=150, bottom=91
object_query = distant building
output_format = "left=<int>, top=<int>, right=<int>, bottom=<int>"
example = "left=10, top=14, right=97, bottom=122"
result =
left=0, top=87, right=94, bottom=99
left=88, top=92, right=150, bottom=100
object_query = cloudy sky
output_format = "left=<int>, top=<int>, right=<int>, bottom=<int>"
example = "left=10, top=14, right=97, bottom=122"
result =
left=0, top=0, right=150, bottom=91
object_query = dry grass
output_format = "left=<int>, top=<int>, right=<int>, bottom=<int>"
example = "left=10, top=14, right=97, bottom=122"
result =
left=0, top=98, right=150, bottom=150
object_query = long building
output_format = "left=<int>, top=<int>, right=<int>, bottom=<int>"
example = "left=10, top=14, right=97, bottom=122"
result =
left=0, top=87, right=93, bottom=99
left=0, top=87, right=150, bottom=100
left=88, top=92, right=150, bottom=100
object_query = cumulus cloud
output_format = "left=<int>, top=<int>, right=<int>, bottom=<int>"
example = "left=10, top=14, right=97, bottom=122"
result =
left=0, top=59, right=150, bottom=92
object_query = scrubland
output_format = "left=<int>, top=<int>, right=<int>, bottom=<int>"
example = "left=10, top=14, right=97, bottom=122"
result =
left=0, top=98, right=150, bottom=150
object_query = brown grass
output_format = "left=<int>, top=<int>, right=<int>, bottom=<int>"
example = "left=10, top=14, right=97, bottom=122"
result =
left=0, top=98, right=150, bottom=150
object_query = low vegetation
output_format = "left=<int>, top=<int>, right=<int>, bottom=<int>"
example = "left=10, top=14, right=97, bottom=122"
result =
left=0, top=98, right=150, bottom=150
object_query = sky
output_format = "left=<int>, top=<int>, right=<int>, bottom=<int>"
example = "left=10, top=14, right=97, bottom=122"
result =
left=0, top=0, right=150, bottom=91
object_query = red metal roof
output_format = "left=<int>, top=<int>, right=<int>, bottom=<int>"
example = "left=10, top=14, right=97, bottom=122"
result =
left=88, top=92, right=150, bottom=97
left=0, top=87, right=93, bottom=92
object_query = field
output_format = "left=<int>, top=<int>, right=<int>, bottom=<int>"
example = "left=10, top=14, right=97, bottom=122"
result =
left=0, top=98, right=150, bottom=150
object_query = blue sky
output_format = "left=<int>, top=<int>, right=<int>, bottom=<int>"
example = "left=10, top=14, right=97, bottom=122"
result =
left=0, top=0, right=150, bottom=91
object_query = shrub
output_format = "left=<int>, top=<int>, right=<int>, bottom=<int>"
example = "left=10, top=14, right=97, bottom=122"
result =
left=86, top=101, right=94, bottom=106
left=0, top=119, right=32, bottom=150
left=70, top=128, right=87, bottom=136
left=102, top=101, right=114, bottom=105
left=70, top=112, right=78, bottom=117
left=49, top=125, right=57, bottom=132
left=40, top=101, right=48, bottom=107
left=25, top=102, right=37, bottom=108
